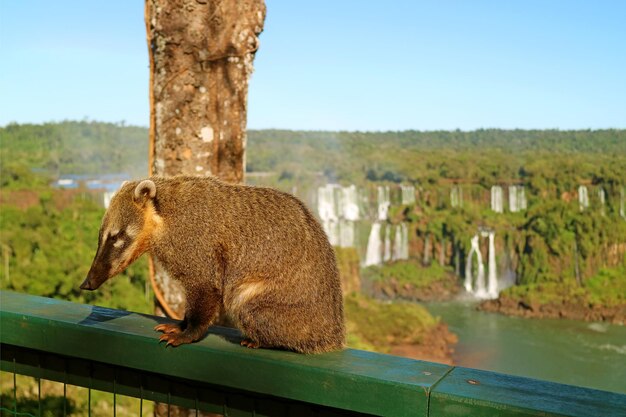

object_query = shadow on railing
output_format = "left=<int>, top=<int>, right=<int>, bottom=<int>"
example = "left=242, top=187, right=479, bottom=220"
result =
left=1, top=291, right=625, bottom=417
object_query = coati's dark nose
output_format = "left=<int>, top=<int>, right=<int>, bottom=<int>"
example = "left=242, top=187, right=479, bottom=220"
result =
left=80, top=277, right=94, bottom=291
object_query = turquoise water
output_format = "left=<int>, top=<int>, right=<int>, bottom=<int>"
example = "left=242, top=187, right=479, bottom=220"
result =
left=426, top=301, right=626, bottom=394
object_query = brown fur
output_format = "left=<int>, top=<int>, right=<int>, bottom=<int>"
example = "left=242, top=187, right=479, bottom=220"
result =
left=82, top=175, right=345, bottom=353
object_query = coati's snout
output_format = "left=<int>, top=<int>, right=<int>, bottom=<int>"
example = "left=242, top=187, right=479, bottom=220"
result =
left=80, top=180, right=160, bottom=291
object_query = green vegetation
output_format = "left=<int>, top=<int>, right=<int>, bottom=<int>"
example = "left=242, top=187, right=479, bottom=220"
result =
left=344, top=293, right=439, bottom=353
left=247, top=129, right=626, bottom=188
left=0, top=373, right=152, bottom=417
left=0, top=178, right=151, bottom=313
left=0, top=121, right=148, bottom=179
left=362, top=261, right=453, bottom=289
left=503, top=260, right=626, bottom=309
left=585, top=263, right=626, bottom=307
left=1, top=121, right=625, bottom=317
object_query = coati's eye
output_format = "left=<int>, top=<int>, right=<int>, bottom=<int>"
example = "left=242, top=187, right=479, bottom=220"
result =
left=108, top=229, right=126, bottom=248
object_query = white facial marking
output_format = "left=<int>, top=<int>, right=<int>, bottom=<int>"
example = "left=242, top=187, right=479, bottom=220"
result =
left=113, top=239, right=125, bottom=248
left=126, top=226, right=140, bottom=238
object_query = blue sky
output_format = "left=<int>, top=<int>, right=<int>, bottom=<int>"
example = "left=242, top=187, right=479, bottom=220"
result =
left=1, top=1, right=625, bottom=131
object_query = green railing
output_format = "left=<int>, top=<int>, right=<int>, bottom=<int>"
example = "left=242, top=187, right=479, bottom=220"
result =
left=1, top=290, right=624, bottom=417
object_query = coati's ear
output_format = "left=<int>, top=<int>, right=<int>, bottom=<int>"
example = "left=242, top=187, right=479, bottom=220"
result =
left=134, top=180, right=157, bottom=207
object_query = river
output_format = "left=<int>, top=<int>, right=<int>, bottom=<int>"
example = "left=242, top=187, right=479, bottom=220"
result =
left=426, top=301, right=626, bottom=394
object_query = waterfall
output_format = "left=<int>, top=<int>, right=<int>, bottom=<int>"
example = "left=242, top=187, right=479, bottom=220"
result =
left=341, top=185, right=360, bottom=221
left=392, top=223, right=409, bottom=261
left=401, top=185, right=416, bottom=205
left=339, top=220, right=355, bottom=248
left=509, top=185, right=527, bottom=213
left=491, top=186, right=503, bottom=213
left=519, top=186, right=527, bottom=210
left=509, top=186, right=518, bottom=212
left=393, top=225, right=402, bottom=261
left=383, top=225, right=392, bottom=262
left=598, top=188, right=606, bottom=215
left=450, top=185, right=462, bottom=208
left=578, top=185, right=589, bottom=211
left=621, top=187, right=625, bottom=219
left=464, top=235, right=486, bottom=298
left=318, top=184, right=339, bottom=222
left=365, top=222, right=383, bottom=266
left=401, top=223, right=409, bottom=259
left=318, top=184, right=360, bottom=247
left=377, top=186, right=390, bottom=220
left=487, top=232, right=498, bottom=298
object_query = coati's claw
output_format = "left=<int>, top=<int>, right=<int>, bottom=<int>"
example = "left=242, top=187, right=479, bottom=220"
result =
left=159, top=332, right=194, bottom=347
left=154, top=323, right=182, bottom=334
left=241, top=339, right=261, bottom=349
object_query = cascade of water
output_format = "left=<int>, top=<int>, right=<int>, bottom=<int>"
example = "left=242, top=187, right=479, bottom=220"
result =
left=318, top=184, right=361, bottom=247
left=365, top=222, right=383, bottom=266
left=392, top=223, right=409, bottom=261
left=392, top=225, right=402, bottom=261
left=487, top=232, right=498, bottom=298
left=474, top=235, right=487, bottom=298
left=621, top=187, right=625, bottom=219
left=383, top=225, right=391, bottom=262
left=464, top=235, right=486, bottom=297
left=341, top=185, right=360, bottom=221
left=491, top=186, right=503, bottom=213
left=509, top=186, right=519, bottom=212
left=598, top=188, right=605, bottom=206
left=598, top=188, right=606, bottom=216
left=318, top=185, right=339, bottom=222
left=338, top=220, right=355, bottom=248
left=450, top=185, right=463, bottom=208
left=401, top=185, right=416, bottom=205
left=464, top=235, right=476, bottom=292
left=377, top=186, right=391, bottom=221
left=519, top=186, right=527, bottom=210
left=579, top=185, right=589, bottom=211
left=401, top=223, right=409, bottom=259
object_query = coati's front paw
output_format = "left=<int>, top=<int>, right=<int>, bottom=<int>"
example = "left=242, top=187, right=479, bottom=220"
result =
left=158, top=331, right=197, bottom=347
left=154, top=323, right=182, bottom=334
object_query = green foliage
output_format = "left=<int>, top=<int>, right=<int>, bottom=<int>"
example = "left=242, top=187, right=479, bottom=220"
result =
left=502, top=258, right=626, bottom=308
left=344, top=293, right=439, bottom=352
left=585, top=263, right=626, bottom=307
left=362, top=260, right=453, bottom=289
left=247, top=129, right=626, bottom=189
left=0, top=180, right=151, bottom=313
left=2, top=121, right=625, bottom=312
left=0, top=120, right=148, bottom=179
left=0, top=163, right=51, bottom=190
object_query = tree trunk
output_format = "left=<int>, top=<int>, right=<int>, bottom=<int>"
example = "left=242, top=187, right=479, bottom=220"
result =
left=145, top=1, right=265, bottom=415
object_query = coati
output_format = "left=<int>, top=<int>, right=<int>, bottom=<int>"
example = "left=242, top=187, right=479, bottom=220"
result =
left=80, top=176, right=345, bottom=353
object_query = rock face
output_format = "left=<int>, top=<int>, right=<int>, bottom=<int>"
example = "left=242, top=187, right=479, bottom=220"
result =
left=364, top=274, right=461, bottom=302
left=480, top=295, right=626, bottom=325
